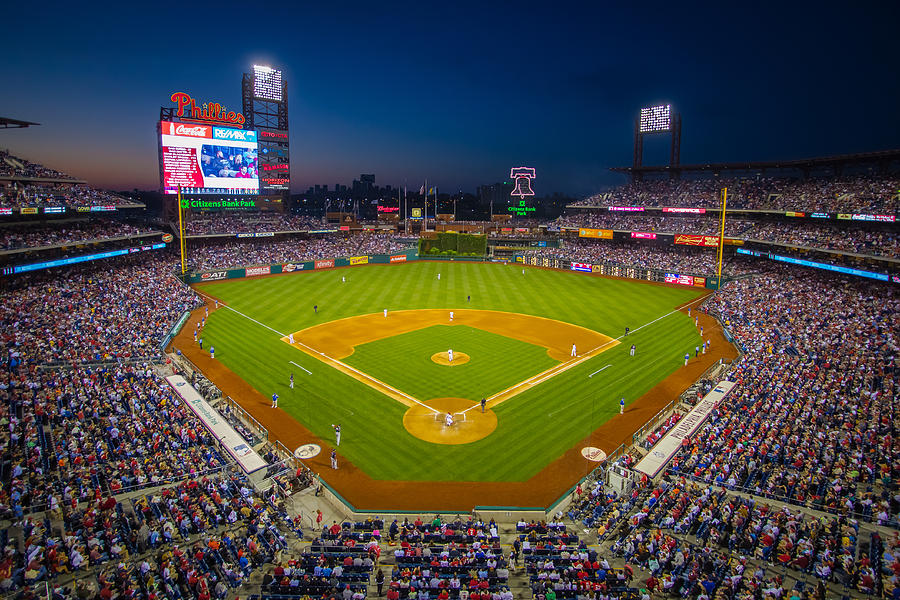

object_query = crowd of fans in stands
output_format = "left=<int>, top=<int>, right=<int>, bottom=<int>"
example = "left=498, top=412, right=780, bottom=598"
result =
left=2, top=256, right=200, bottom=364
left=522, top=241, right=728, bottom=276
left=188, top=234, right=410, bottom=270
left=0, top=220, right=158, bottom=251
left=182, top=213, right=325, bottom=235
left=554, top=213, right=900, bottom=258
left=574, top=175, right=900, bottom=213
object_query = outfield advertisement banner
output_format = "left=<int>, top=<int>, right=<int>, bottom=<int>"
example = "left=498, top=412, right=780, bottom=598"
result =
left=634, top=380, right=736, bottom=478
left=570, top=262, right=592, bottom=272
left=199, top=270, right=229, bottom=281
left=578, top=228, right=613, bottom=239
left=390, top=254, right=407, bottom=263
left=165, top=375, right=267, bottom=474
left=245, top=266, right=271, bottom=277
left=350, top=256, right=369, bottom=265
left=315, top=259, right=334, bottom=269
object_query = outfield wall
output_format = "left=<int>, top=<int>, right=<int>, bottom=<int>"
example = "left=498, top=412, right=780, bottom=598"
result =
left=515, top=254, right=723, bottom=289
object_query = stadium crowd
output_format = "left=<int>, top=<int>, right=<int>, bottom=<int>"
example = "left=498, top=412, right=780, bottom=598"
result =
left=554, top=213, right=900, bottom=258
left=182, top=213, right=325, bottom=235
left=665, top=265, right=899, bottom=525
left=574, top=174, right=900, bottom=213
left=522, top=241, right=727, bottom=276
left=0, top=220, right=158, bottom=251
left=1, top=150, right=76, bottom=180
left=188, top=234, right=409, bottom=270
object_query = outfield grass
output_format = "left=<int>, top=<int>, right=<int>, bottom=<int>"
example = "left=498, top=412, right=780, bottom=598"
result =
left=343, top=324, right=558, bottom=402
left=196, top=261, right=704, bottom=481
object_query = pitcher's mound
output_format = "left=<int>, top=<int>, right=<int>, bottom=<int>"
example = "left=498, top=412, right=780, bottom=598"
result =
left=431, top=351, right=470, bottom=366
left=403, top=397, right=496, bottom=444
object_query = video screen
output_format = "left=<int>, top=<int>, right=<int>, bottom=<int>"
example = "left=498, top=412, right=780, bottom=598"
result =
left=160, top=121, right=259, bottom=194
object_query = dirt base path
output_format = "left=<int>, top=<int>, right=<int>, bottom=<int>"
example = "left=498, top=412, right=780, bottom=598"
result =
left=173, top=294, right=737, bottom=512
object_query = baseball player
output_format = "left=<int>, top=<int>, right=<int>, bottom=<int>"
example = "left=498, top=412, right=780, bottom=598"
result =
left=437, top=273, right=441, bottom=280
left=332, top=424, right=341, bottom=446
left=199, top=338, right=203, bottom=350
left=193, top=331, right=197, bottom=343
left=209, top=346, right=215, bottom=359
left=448, top=348, right=454, bottom=362
left=205, top=306, right=209, bottom=317
left=702, top=341, right=707, bottom=354
left=625, top=326, right=630, bottom=336
left=695, top=345, right=700, bottom=357
left=342, top=276, right=346, bottom=283
left=214, top=300, right=218, bottom=309
left=695, top=317, right=699, bottom=327
left=620, top=397, right=625, bottom=414
left=445, top=412, right=454, bottom=427
left=481, top=397, right=486, bottom=413
left=449, top=311, right=454, bottom=321
left=687, top=307, right=691, bottom=317
left=330, top=449, right=338, bottom=469
left=314, top=305, right=318, bottom=314
left=630, top=344, right=636, bottom=357
left=571, top=344, right=577, bottom=357
left=384, top=308, right=388, bottom=318
left=684, top=352, right=690, bottom=366
left=288, top=333, right=295, bottom=344
left=271, top=393, right=279, bottom=408
left=467, top=295, right=471, bottom=302
left=289, top=373, right=294, bottom=389
left=700, top=325, right=704, bottom=336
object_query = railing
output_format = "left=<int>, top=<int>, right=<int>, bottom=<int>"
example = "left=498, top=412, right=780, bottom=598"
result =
left=222, top=395, right=269, bottom=443
left=630, top=396, right=684, bottom=448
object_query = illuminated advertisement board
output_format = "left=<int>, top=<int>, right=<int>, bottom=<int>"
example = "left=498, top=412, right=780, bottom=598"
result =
left=630, top=232, right=657, bottom=239
left=663, top=207, right=706, bottom=214
left=160, top=121, right=259, bottom=194
left=578, top=228, right=613, bottom=239
left=570, top=262, right=593, bottom=272
left=664, top=273, right=694, bottom=286
left=737, top=248, right=891, bottom=282
left=608, top=206, right=645, bottom=212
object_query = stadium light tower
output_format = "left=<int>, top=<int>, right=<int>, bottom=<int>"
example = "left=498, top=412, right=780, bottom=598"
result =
left=633, top=104, right=681, bottom=174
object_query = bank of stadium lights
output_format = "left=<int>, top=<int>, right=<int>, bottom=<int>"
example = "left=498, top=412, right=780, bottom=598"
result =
left=639, top=104, right=671, bottom=133
left=253, top=65, right=283, bottom=101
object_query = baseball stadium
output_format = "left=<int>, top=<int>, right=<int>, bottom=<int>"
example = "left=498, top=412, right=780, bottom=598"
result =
left=2, top=16, right=900, bottom=600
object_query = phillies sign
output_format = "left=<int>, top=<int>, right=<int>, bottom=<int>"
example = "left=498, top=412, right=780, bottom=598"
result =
left=170, top=92, right=246, bottom=127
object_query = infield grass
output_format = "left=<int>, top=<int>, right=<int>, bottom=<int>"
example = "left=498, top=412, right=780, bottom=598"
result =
left=196, top=261, right=705, bottom=482
left=343, top=325, right=558, bottom=402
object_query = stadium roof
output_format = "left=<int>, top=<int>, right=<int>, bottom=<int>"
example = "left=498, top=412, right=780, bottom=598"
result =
left=0, top=117, right=40, bottom=129
left=611, top=149, right=900, bottom=175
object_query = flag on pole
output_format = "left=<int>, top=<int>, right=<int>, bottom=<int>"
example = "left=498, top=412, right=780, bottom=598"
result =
left=419, top=184, right=425, bottom=195
left=428, top=187, right=434, bottom=195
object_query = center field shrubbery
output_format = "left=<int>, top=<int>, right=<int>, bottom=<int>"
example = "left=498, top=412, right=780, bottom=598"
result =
left=418, top=232, right=487, bottom=256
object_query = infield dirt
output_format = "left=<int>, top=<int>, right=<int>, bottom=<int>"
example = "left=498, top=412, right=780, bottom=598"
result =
left=174, top=292, right=737, bottom=511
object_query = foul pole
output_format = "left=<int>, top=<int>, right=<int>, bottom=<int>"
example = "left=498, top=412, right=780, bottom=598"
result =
left=716, top=187, right=727, bottom=284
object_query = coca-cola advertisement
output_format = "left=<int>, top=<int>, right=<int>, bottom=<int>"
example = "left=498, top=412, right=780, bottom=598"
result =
left=160, top=120, right=260, bottom=195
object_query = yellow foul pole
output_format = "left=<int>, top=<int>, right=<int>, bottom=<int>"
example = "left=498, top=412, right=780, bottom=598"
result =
left=716, top=187, right=727, bottom=285
left=177, top=186, right=186, bottom=275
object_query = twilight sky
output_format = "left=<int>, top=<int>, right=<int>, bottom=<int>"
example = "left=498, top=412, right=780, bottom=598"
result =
left=3, top=1, right=898, bottom=196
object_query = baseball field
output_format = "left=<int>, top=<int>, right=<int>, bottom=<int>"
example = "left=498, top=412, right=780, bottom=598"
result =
left=183, top=260, right=729, bottom=509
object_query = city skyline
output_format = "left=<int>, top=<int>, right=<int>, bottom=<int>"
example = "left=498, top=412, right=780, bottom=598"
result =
left=3, top=2, right=899, bottom=197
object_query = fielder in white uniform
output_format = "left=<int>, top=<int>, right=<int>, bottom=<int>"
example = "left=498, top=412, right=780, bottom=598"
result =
left=448, top=348, right=454, bottom=362
left=571, top=344, right=577, bottom=357
left=449, top=311, right=454, bottom=321
left=383, top=308, right=388, bottom=318
left=332, top=424, right=341, bottom=446
left=445, top=412, right=454, bottom=427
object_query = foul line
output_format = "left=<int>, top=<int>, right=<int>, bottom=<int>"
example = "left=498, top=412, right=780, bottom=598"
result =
left=289, top=361, right=312, bottom=375
left=197, top=291, right=438, bottom=414
left=588, top=365, right=611, bottom=378
left=461, top=298, right=707, bottom=415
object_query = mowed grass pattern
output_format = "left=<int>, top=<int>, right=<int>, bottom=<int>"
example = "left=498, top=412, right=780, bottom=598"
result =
left=197, top=261, right=704, bottom=481
left=343, top=325, right=558, bottom=402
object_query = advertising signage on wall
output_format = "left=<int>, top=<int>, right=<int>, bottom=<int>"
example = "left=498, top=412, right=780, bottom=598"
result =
left=570, top=262, right=593, bottom=272
left=578, top=228, right=613, bottom=239
left=630, top=232, right=657, bottom=239
left=608, top=206, right=645, bottom=212
left=160, top=121, right=259, bottom=195
left=662, top=207, right=706, bottom=214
